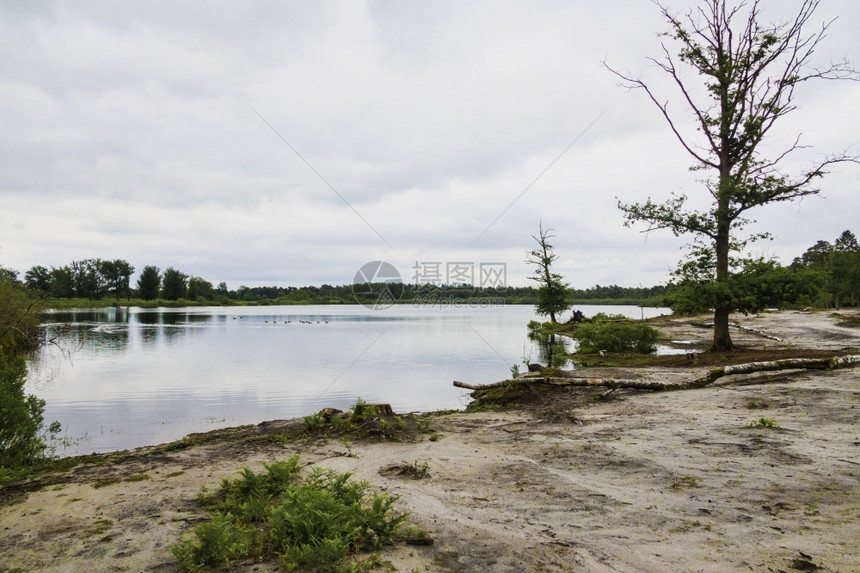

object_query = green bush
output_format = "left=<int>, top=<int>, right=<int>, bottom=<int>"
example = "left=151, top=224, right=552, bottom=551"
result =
left=172, top=456, right=408, bottom=572
left=170, top=512, right=255, bottom=570
left=0, top=276, right=43, bottom=353
left=0, top=272, right=60, bottom=476
left=0, top=352, right=49, bottom=468
left=570, top=315, right=658, bottom=354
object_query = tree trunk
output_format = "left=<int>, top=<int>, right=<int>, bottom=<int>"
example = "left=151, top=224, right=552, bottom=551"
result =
left=712, top=70, right=735, bottom=352
left=713, top=306, right=733, bottom=350
left=713, top=158, right=734, bottom=350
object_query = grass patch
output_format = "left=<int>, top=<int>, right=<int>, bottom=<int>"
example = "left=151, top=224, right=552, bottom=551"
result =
left=746, top=417, right=779, bottom=429
left=398, top=525, right=434, bottom=546
left=162, top=439, right=195, bottom=452
left=0, top=456, right=84, bottom=489
left=92, top=478, right=121, bottom=489
left=172, top=455, right=408, bottom=572
left=124, top=473, right=150, bottom=482
left=746, top=399, right=769, bottom=409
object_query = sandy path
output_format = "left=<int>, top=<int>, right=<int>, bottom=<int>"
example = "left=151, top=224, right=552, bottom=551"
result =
left=1, top=310, right=858, bottom=572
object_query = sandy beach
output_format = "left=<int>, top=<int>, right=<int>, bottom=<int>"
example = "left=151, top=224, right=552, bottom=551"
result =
left=1, top=310, right=858, bottom=572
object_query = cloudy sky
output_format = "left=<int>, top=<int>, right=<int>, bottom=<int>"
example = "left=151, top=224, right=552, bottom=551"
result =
left=2, top=1, right=859, bottom=290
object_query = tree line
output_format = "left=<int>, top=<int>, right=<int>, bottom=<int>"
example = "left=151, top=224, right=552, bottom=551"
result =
left=19, top=260, right=220, bottom=303
left=665, top=229, right=860, bottom=315
left=6, top=229, right=857, bottom=310
left=790, top=230, right=860, bottom=308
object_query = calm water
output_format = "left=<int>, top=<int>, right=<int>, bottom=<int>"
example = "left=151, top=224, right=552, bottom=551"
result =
left=27, top=304, right=669, bottom=456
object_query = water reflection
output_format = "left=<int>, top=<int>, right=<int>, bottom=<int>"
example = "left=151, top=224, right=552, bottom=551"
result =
left=41, top=307, right=218, bottom=354
left=28, top=305, right=670, bottom=456
left=529, top=332, right=573, bottom=369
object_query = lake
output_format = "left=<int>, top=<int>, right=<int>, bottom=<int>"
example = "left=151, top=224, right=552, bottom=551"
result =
left=27, top=304, right=669, bottom=456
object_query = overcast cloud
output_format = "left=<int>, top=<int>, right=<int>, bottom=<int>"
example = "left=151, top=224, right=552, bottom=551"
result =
left=2, top=0, right=858, bottom=289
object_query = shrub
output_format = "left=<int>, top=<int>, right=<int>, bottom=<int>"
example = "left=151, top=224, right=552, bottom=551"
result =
left=0, top=275, right=43, bottom=353
left=0, top=350, right=56, bottom=469
left=170, top=512, right=255, bottom=570
left=570, top=315, right=658, bottom=354
left=172, top=456, right=408, bottom=572
left=0, top=273, right=60, bottom=475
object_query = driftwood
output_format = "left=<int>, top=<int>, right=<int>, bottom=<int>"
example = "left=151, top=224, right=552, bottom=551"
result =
left=728, top=321, right=783, bottom=341
left=695, top=321, right=783, bottom=341
left=454, top=355, right=860, bottom=392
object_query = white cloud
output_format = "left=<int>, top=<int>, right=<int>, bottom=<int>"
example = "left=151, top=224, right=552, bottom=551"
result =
left=2, top=0, right=858, bottom=289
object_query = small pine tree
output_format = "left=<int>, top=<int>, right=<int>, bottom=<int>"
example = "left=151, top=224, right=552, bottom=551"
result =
left=526, top=223, right=570, bottom=323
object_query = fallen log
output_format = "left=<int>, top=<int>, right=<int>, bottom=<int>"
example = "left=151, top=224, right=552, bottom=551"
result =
left=728, top=321, right=783, bottom=342
left=453, top=355, right=860, bottom=392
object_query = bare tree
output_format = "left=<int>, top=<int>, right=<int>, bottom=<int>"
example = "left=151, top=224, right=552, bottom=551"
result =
left=526, top=222, right=569, bottom=324
left=606, top=0, right=857, bottom=350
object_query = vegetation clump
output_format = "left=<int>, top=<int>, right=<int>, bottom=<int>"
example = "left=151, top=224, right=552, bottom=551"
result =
left=0, top=268, right=62, bottom=484
left=529, top=313, right=659, bottom=356
left=568, top=313, right=659, bottom=354
left=302, top=399, right=419, bottom=442
left=746, top=417, right=779, bottom=430
left=171, top=455, right=409, bottom=571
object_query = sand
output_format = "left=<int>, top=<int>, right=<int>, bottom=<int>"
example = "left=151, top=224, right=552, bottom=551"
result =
left=1, top=309, right=858, bottom=572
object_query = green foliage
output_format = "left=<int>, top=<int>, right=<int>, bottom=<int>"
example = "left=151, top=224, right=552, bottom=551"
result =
left=170, top=512, right=255, bottom=571
left=303, top=412, right=325, bottom=432
left=667, top=255, right=828, bottom=315
left=0, top=275, right=43, bottom=353
left=828, top=230, right=860, bottom=308
left=30, top=258, right=135, bottom=300
left=172, top=456, right=408, bottom=572
left=162, top=267, right=189, bottom=301
left=790, top=229, right=860, bottom=308
left=399, top=525, right=432, bottom=545
left=0, top=271, right=58, bottom=471
left=187, top=276, right=214, bottom=301
left=746, top=417, right=779, bottom=429
left=23, top=265, right=52, bottom=293
left=0, top=352, right=48, bottom=467
left=136, top=265, right=161, bottom=301
left=570, top=314, right=658, bottom=354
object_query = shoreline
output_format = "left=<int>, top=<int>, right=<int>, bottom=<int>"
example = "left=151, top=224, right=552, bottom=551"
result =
left=3, top=310, right=859, bottom=572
